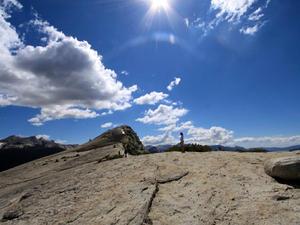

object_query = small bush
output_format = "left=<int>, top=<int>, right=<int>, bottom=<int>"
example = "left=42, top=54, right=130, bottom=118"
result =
left=166, top=144, right=212, bottom=153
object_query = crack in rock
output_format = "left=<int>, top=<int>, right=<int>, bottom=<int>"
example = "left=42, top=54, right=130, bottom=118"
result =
left=142, top=183, right=159, bottom=225
left=157, top=171, right=189, bottom=184
left=142, top=169, right=189, bottom=225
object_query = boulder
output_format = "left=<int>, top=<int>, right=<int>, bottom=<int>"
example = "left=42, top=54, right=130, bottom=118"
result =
left=264, top=156, right=300, bottom=180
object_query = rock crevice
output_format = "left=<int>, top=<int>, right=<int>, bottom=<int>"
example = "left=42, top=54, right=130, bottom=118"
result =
left=142, top=166, right=189, bottom=225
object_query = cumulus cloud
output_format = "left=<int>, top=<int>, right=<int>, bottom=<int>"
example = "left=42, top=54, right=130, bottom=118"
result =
left=167, top=77, right=181, bottom=91
left=0, top=1, right=22, bottom=52
left=143, top=119, right=300, bottom=147
left=156, top=121, right=234, bottom=145
left=133, top=91, right=168, bottom=105
left=137, top=103, right=234, bottom=146
left=28, top=106, right=99, bottom=126
left=101, top=122, right=114, bottom=128
left=0, top=1, right=137, bottom=125
left=141, top=132, right=176, bottom=146
left=186, top=126, right=234, bottom=145
left=136, top=104, right=188, bottom=126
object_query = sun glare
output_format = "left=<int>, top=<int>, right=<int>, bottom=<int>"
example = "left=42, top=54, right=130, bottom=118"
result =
left=150, top=0, right=170, bottom=12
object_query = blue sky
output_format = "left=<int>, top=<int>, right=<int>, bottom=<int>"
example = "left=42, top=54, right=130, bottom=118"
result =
left=0, top=0, right=300, bottom=147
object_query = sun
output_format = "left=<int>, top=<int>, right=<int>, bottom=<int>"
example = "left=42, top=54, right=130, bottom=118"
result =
left=150, top=0, right=170, bottom=12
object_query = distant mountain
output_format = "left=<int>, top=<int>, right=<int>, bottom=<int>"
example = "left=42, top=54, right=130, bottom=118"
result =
left=210, top=145, right=246, bottom=152
left=0, top=135, right=76, bottom=172
left=264, top=145, right=300, bottom=152
left=145, top=145, right=172, bottom=153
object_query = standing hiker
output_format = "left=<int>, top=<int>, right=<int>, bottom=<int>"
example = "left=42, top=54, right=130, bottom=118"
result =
left=180, top=132, right=185, bottom=153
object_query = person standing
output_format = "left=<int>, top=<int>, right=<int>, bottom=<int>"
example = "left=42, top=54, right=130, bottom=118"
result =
left=180, top=132, right=185, bottom=153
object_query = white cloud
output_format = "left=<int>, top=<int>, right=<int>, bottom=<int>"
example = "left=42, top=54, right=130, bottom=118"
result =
left=248, top=7, right=264, bottom=21
left=0, top=2, right=137, bottom=125
left=136, top=104, right=188, bottom=125
left=156, top=121, right=234, bottom=145
left=35, top=134, right=67, bottom=144
left=142, top=132, right=177, bottom=146
left=184, top=18, right=189, bottom=27
left=211, top=0, right=257, bottom=22
left=28, top=106, right=99, bottom=126
left=141, top=111, right=300, bottom=147
left=233, top=135, right=300, bottom=148
left=167, top=77, right=181, bottom=91
left=142, top=126, right=234, bottom=146
left=55, top=139, right=67, bottom=144
left=240, top=24, right=260, bottom=35
left=133, top=91, right=168, bottom=105
left=100, top=110, right=113, bottom=116
left=1, top=0, right=22, bottom=9
left=187, top=0, right=271, bottom=36
left=186, top=126, right=234, bottom=145
left=146, top=119, right=300, bottom=147
left=210, top=0, right=271, bottom=36
left=101, top=122, right=114, bottom=128
left=35, top=134, right=50, bottom=140
left=158, top=121, right=193, bottom=132
left=120, top=70, right=129, bottom=76
left=0, top=1, right=22, bottom=54
left=0, top=94, right=17, bottom=106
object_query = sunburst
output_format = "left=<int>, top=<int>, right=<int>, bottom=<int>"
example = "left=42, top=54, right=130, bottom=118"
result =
left=149, top=0, right=170, bottom=12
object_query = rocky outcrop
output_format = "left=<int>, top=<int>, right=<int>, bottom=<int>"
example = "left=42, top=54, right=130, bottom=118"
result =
left=264, top=156, right=300, bottom=181
left=0, top=136, right=75, bottom=172
left=0, top=126, right=144, bottom=172
left=75, top=125, right=145, bottom=155
left=0, top=149, right=299, bottom=225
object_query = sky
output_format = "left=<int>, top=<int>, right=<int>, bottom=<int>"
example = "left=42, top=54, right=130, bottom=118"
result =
left=0, top=0, right=300, bottom=148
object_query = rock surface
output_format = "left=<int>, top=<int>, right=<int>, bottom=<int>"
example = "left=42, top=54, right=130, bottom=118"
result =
left=0, top=148, right=299, bottom=224
left=264, top=156, right=300, bottom=180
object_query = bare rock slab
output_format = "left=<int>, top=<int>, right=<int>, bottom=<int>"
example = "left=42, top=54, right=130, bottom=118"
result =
left=264, top=156, right=300, bottom=180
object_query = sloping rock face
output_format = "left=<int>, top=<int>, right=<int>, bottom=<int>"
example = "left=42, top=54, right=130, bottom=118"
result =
left=264, top=156, right=300, bottom=180
left=0, top=126, right=144, bottom=172
left=0, top=136, right=73, bottom=172
left=0, top=149, right=299, bottom=225
left=76, top=125, right=145, bottom=155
